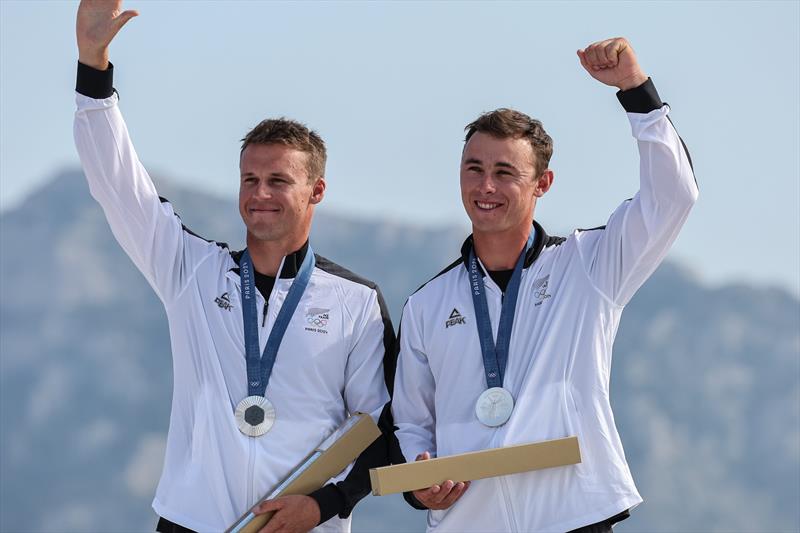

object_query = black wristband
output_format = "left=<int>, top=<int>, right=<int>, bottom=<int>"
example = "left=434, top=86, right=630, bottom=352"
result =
left=616, top=77, right=663, bottom=113
left=76, top=61, right=115, bottom=99
left=308, top=483, right=347, bottom=524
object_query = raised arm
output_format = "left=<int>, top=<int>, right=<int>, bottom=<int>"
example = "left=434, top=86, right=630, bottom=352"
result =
left=575, top=38, right=698, bottom=306
left=74, top=1, right=224, bottom=305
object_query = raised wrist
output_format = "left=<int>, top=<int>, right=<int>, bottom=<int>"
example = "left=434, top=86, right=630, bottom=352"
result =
left=615, top=72, right=649, bottom=92
left=77, top=50, right=109, bottom=71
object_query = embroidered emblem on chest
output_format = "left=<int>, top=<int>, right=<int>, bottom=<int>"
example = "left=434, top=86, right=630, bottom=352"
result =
left=215, top=292, right=234, bottom=311
left=445, top=308, right=467, bottom=328
left=304, top=307, right=330, bottom=334
left=533, top=276, right=552, bottom=306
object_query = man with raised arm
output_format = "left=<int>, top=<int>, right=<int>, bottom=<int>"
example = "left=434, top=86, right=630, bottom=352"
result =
left=73, top=2, right=395, bottom=532
left=391, top=38, right=697, bottom=532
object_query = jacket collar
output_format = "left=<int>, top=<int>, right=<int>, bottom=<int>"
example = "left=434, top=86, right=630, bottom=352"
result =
left=460, top=220, right=548, bottom=274
left=229, top=240, right=310, bottom=279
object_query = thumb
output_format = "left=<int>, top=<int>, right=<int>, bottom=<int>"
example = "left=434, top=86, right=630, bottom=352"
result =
left=415, top=451, right=431, bottom=461
left=113, top=9, right=138, bottom=32
left=254, top=498, right=283, bottom=515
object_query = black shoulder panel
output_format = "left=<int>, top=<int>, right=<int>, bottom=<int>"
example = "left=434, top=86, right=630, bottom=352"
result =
left=410, top=257, right=463, bottom=296
left=576, top=225, right=606, bottom=233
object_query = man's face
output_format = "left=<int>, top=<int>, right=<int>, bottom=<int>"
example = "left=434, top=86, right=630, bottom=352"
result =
left=460, top=132, right=549, bottom=235
left=239, top=143, right=324, bottom=243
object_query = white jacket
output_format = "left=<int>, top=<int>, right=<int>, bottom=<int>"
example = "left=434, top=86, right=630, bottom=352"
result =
left=392, top=82, right=698, bottom=532
left=74, top=73, right=391, bottom=532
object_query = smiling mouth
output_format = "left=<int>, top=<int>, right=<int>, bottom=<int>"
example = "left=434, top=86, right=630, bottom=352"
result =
left=475, top=201, right=502, bottom=211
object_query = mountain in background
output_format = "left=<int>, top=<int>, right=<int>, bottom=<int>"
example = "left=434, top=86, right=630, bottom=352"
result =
left=1, top=170, right=798, bottom=532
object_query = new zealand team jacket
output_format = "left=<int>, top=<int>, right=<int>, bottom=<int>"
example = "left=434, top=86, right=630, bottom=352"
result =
left=73, top=63, right=394, bottom=532
left=392, top=80, right=698, bottom=532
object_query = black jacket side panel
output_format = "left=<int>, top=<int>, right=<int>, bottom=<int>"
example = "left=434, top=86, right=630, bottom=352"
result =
left=308, top=255, right=397, bottom=523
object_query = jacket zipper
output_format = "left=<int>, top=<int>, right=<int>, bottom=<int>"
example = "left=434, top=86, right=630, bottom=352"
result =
left=499, top=475, right=519, bottom=532
left=247, top=437, right=255, bottom=506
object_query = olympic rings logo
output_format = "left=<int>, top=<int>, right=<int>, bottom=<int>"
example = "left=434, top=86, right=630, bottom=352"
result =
left=534, top=281, right=550, bottom=300
left=307, top=317, right=328, bottom=327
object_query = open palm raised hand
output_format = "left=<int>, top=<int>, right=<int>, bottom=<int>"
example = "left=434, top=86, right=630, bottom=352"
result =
left=77, top=0, right=138, bottom=70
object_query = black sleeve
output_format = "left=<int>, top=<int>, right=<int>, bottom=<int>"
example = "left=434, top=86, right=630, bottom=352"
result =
left=308, top=287, right=399, bottom=523
left=616, top=77, right=663, bottom=113
left=76, top=61, right=115, bottom=99
left=389, top=321, right=429, bottom=510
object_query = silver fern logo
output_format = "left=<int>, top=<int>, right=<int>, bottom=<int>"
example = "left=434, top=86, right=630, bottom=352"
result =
left=533, top=276, right=551, bottom=306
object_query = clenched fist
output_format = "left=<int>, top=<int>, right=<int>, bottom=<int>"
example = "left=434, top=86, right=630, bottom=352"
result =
left=577, top=37, right=648, bottom=91
left=77, top=0, right=138, bottom=70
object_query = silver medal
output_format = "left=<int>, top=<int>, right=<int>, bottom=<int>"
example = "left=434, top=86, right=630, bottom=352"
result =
left=235, top=395, right=276, bottom=437
left=475, top=387, right=514, bottom=427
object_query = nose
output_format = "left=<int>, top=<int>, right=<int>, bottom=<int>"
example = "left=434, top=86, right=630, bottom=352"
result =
left=252, top=181, right=273, bottom=200
left=478, top=174, right=496, bottom=195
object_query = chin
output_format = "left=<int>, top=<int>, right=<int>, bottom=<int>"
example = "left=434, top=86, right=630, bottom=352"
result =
left=468, top=213, right=502, bottom=230
left=247, top=225, right=285, bottom=242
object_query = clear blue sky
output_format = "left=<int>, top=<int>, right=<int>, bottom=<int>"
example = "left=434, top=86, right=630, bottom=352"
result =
left=1, top=1, right=798, bottom=295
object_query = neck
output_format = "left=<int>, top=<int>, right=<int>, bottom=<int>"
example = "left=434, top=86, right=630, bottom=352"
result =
left=246, top=232, right=308, bottom=276
left=472, top=225, right=532, bottom=270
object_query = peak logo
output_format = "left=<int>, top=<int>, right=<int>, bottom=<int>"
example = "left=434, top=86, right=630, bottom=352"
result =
left=215, top=292, right=233, bottom=311
left=445, top=308, right=466, bottom=329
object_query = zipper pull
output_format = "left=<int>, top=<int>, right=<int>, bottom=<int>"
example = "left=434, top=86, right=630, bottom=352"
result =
left=262, top=302, right=268, bottom=327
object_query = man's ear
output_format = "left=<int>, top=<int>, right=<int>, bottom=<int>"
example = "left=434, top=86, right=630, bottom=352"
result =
left=309, top=178, right=326, bottom=205
left=534, top=170, right=554, bottom=197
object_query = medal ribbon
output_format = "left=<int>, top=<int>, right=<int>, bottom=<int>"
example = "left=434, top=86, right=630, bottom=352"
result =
left=240, top=247, right=314, bottom=397
left=468, top=231, right=534, bottom=389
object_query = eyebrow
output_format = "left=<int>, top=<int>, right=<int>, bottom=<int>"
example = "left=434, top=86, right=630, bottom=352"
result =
left=464, top=157, right=517, bottom=170
left=495, top=161, right=516, bottom=170
left=240, top=171, right=292, bottom=180
left=463, top=158, right=518, bottom=171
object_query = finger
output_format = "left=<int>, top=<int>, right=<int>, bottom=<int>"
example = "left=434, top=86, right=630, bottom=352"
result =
left=431, top=480, right=455, bottom=505
left=595, top=39, right=615, bottom=66
left=584, top=44, right=603, bottom=71
left=259, top=512, right=284, bottom=533
left=576, top=49, right=591, bottom=71
left=605, top=38, right=627, bottom=67
left=415, top=451, right=431, bottom=461
left=413, top=484, right=441, bottom=506
left=602, top=41, right=618, bottom=67
left=439, top=481, right=468, bottom=508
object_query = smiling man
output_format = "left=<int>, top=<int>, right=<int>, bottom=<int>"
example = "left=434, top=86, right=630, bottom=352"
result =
left=391, top=38, right=697, bottom=532
left=73, top=2, right=394, bottom=532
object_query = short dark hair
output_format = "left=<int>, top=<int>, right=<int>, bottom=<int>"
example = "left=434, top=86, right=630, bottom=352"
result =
left=464, top=108, right=553, bottom=177
left=241, top=118, right=327, bottom=183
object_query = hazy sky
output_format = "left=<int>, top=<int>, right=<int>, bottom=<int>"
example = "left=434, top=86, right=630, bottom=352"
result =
left=1, top=1, right=798, bottom=295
